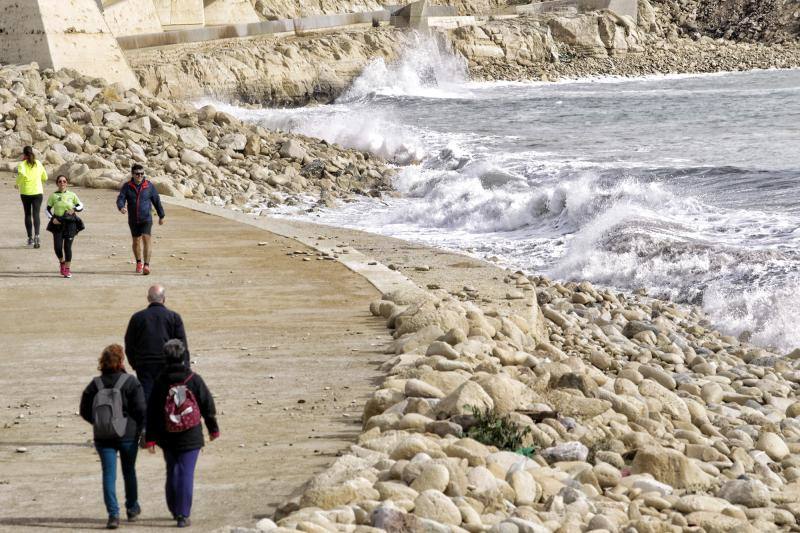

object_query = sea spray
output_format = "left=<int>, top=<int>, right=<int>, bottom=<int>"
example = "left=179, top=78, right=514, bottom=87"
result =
left=213, top=57, right=800, bottom=352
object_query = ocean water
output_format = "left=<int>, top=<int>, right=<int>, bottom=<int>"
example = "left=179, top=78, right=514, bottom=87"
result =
left=215, top=38, right=800, bottom=352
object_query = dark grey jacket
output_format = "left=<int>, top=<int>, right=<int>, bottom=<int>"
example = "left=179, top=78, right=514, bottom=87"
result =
left=80, top=371, right=146, bottom=444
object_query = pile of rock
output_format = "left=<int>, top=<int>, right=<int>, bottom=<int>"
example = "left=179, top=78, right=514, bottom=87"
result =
left=652, top=0, right=800, bottom=43
left=448, top=2, right=800, bottom=83
left=251, top=273, right=800, bottom=532
left=0, top=63, right=394, bottom=210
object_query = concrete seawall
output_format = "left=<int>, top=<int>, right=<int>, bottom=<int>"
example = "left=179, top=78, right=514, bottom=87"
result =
left=117, top=10, right=394, bottom=50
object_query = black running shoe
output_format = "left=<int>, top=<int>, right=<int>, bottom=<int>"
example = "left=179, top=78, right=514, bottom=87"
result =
left=127, top=504, right=141, bottom=522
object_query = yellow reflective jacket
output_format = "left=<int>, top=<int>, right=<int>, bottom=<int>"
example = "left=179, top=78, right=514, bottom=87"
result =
left=16, top=160, right=48, bottom=196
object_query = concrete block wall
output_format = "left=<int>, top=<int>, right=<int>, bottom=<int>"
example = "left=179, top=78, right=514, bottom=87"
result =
left=117, top=9, right=392, bottom=49
left=504, top=0, right=637, bottom=22
left=0, top=0, right=139, bottom=87
left=153, top=0, right=205, bottom=28
left=204, top=0, right=261, bottom=26
left=103, top=0, right=164, bottom=36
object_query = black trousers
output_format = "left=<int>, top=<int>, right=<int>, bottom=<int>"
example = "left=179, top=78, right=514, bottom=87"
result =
left=53, top=231, right=74, bottom=262
left=20, top=194, right=43, bottom=238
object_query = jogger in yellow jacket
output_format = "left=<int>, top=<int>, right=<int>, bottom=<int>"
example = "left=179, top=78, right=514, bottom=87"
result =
left=15, top=146, right=48, bottom=248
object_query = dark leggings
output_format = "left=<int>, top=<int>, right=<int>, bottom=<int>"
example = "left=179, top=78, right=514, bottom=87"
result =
left=21, top=194, right=43, bottom=238
left=53, top=231, right=73, bottom=262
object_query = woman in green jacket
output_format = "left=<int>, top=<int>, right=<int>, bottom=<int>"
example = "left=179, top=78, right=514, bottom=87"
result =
left=46, top=175, right=84, bottom=278
left=16, top=146, right=48, bottom=248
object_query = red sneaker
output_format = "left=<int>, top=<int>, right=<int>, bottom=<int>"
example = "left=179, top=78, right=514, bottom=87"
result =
left=64, top=267, right=72, bottom=279
left=59, top=263, right=65, bottom=276
left=142, top=264, right=150, bottom=276
left=135, top=261, right=143, bottom=274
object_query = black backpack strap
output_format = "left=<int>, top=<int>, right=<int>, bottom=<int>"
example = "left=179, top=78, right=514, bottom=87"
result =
left=113, top=373, right=130, bottom=390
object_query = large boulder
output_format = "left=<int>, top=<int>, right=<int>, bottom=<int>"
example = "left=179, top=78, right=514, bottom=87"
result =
left=435, top=381, right=494, bottom=418
left=547, top=15, right=608, bottom=58
left=394, top=299, right=470, bottom=337
left=717, top=478, right=771, bottom=508
left=632, top=446, right=713, bottom=490
left=473, top=373, right=535, bottom=414
left=414, top=490, right=461, bottom=525
left=178, top=127, right=209, bottom=151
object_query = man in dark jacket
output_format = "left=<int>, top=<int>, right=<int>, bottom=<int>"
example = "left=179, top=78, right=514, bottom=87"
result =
left=116, top=163, right=165, bottom=275
left=124, top=284, right=189, bottom=404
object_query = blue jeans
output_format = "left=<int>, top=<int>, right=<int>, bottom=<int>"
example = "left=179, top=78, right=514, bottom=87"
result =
left=96, top=439, right=140, bottom=518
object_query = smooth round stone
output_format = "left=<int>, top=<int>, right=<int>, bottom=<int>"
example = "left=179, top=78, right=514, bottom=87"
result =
left=757, top=432, right=790, bottom=461
left=701, top=382, right=724, bottom=404
left=413, top=490, right=462, bottom=525
left=410, top=463, right=450, bottom=493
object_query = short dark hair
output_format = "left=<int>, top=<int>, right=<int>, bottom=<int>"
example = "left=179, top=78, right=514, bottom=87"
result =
left=23, top=146, right=33, bottom=156
left=56, top=174, right=68, bottom=183
left=164, top=339, right=187, bottom=366
left=131, top=164, right=144, bottom=174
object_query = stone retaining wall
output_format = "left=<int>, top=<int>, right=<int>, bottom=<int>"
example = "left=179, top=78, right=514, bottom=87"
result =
left=117, top=10, right=394, bottom=49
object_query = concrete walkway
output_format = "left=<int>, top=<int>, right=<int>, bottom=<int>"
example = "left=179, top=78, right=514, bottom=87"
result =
left=0, top=174, right=390, bottom=531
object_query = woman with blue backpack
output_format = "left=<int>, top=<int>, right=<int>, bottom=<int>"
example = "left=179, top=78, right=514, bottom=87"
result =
left=80, top=344, right=146, bottom=530
left=145, top=339, right=219, bottom=528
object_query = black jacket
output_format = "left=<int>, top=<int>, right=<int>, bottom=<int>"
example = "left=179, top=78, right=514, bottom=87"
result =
left=124, top=302, right=189, bottom=369
left=80, top=371, right=146, bottom=444
left=146, top=363, right=219, bottom=452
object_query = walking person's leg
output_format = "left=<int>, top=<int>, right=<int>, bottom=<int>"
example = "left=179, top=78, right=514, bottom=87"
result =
left=63, top=236, right=74, bottom=277
left=96, top=444, right=121, bottom=524
left=173, top=449, right=200, bottom=525
left=141, top=226, right=153, bottom=274
left=31, top=194, right=42, bottom=247
left=163, top=448, right=178, bottom=519
left=131, top=233, right=143, bottom=273
left=53, top=231, right=65, bottom=275
left=118, top=439, right=141, bottom=521
left=20, top=195, right=33, bottom=244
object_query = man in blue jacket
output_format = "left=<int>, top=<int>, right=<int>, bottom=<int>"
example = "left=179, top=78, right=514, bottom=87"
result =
left=116, top=164, right=165, bottom=275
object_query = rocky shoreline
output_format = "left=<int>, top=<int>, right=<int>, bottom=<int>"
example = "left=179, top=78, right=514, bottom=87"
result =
left=229, top=251, right=800, bottom=533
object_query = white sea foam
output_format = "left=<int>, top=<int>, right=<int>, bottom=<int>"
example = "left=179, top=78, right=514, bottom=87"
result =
left=207, top=42, right=800, bottom=352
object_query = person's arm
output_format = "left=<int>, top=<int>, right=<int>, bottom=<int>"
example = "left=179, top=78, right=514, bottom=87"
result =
left=40, top=162, right=48, bottom=184
left=124, top=316, right=138, bottom=370
left=79, top=381, right=97, bottom=424
left=46, top=194, right=55, bottom=220
left=127, top=378, right=146, bottom=430
left=72, top=192, right=84, bottom=213
left=193, top=374, right=219, bottom=439
left=15, top=164, right=23, bottom=190
left=174, top=312, right=190, bottom=365
left=151, top=187, right=165, bottom=221
left=116, top=183, right=127, bottom=213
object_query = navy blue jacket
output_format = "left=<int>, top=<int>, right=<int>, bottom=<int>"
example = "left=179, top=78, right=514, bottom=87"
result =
left=116, top=178, right=165, bottom=224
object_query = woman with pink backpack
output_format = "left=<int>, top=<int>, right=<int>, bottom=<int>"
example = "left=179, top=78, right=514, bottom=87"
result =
left=144, top=339, right=219, bottom=528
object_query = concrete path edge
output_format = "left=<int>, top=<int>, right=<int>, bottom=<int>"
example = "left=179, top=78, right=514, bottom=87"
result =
left=162, top=196, right=418, bottom=296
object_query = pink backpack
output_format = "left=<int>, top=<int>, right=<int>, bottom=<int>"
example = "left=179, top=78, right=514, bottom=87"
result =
left=164, top=374, right=202, bottom=433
